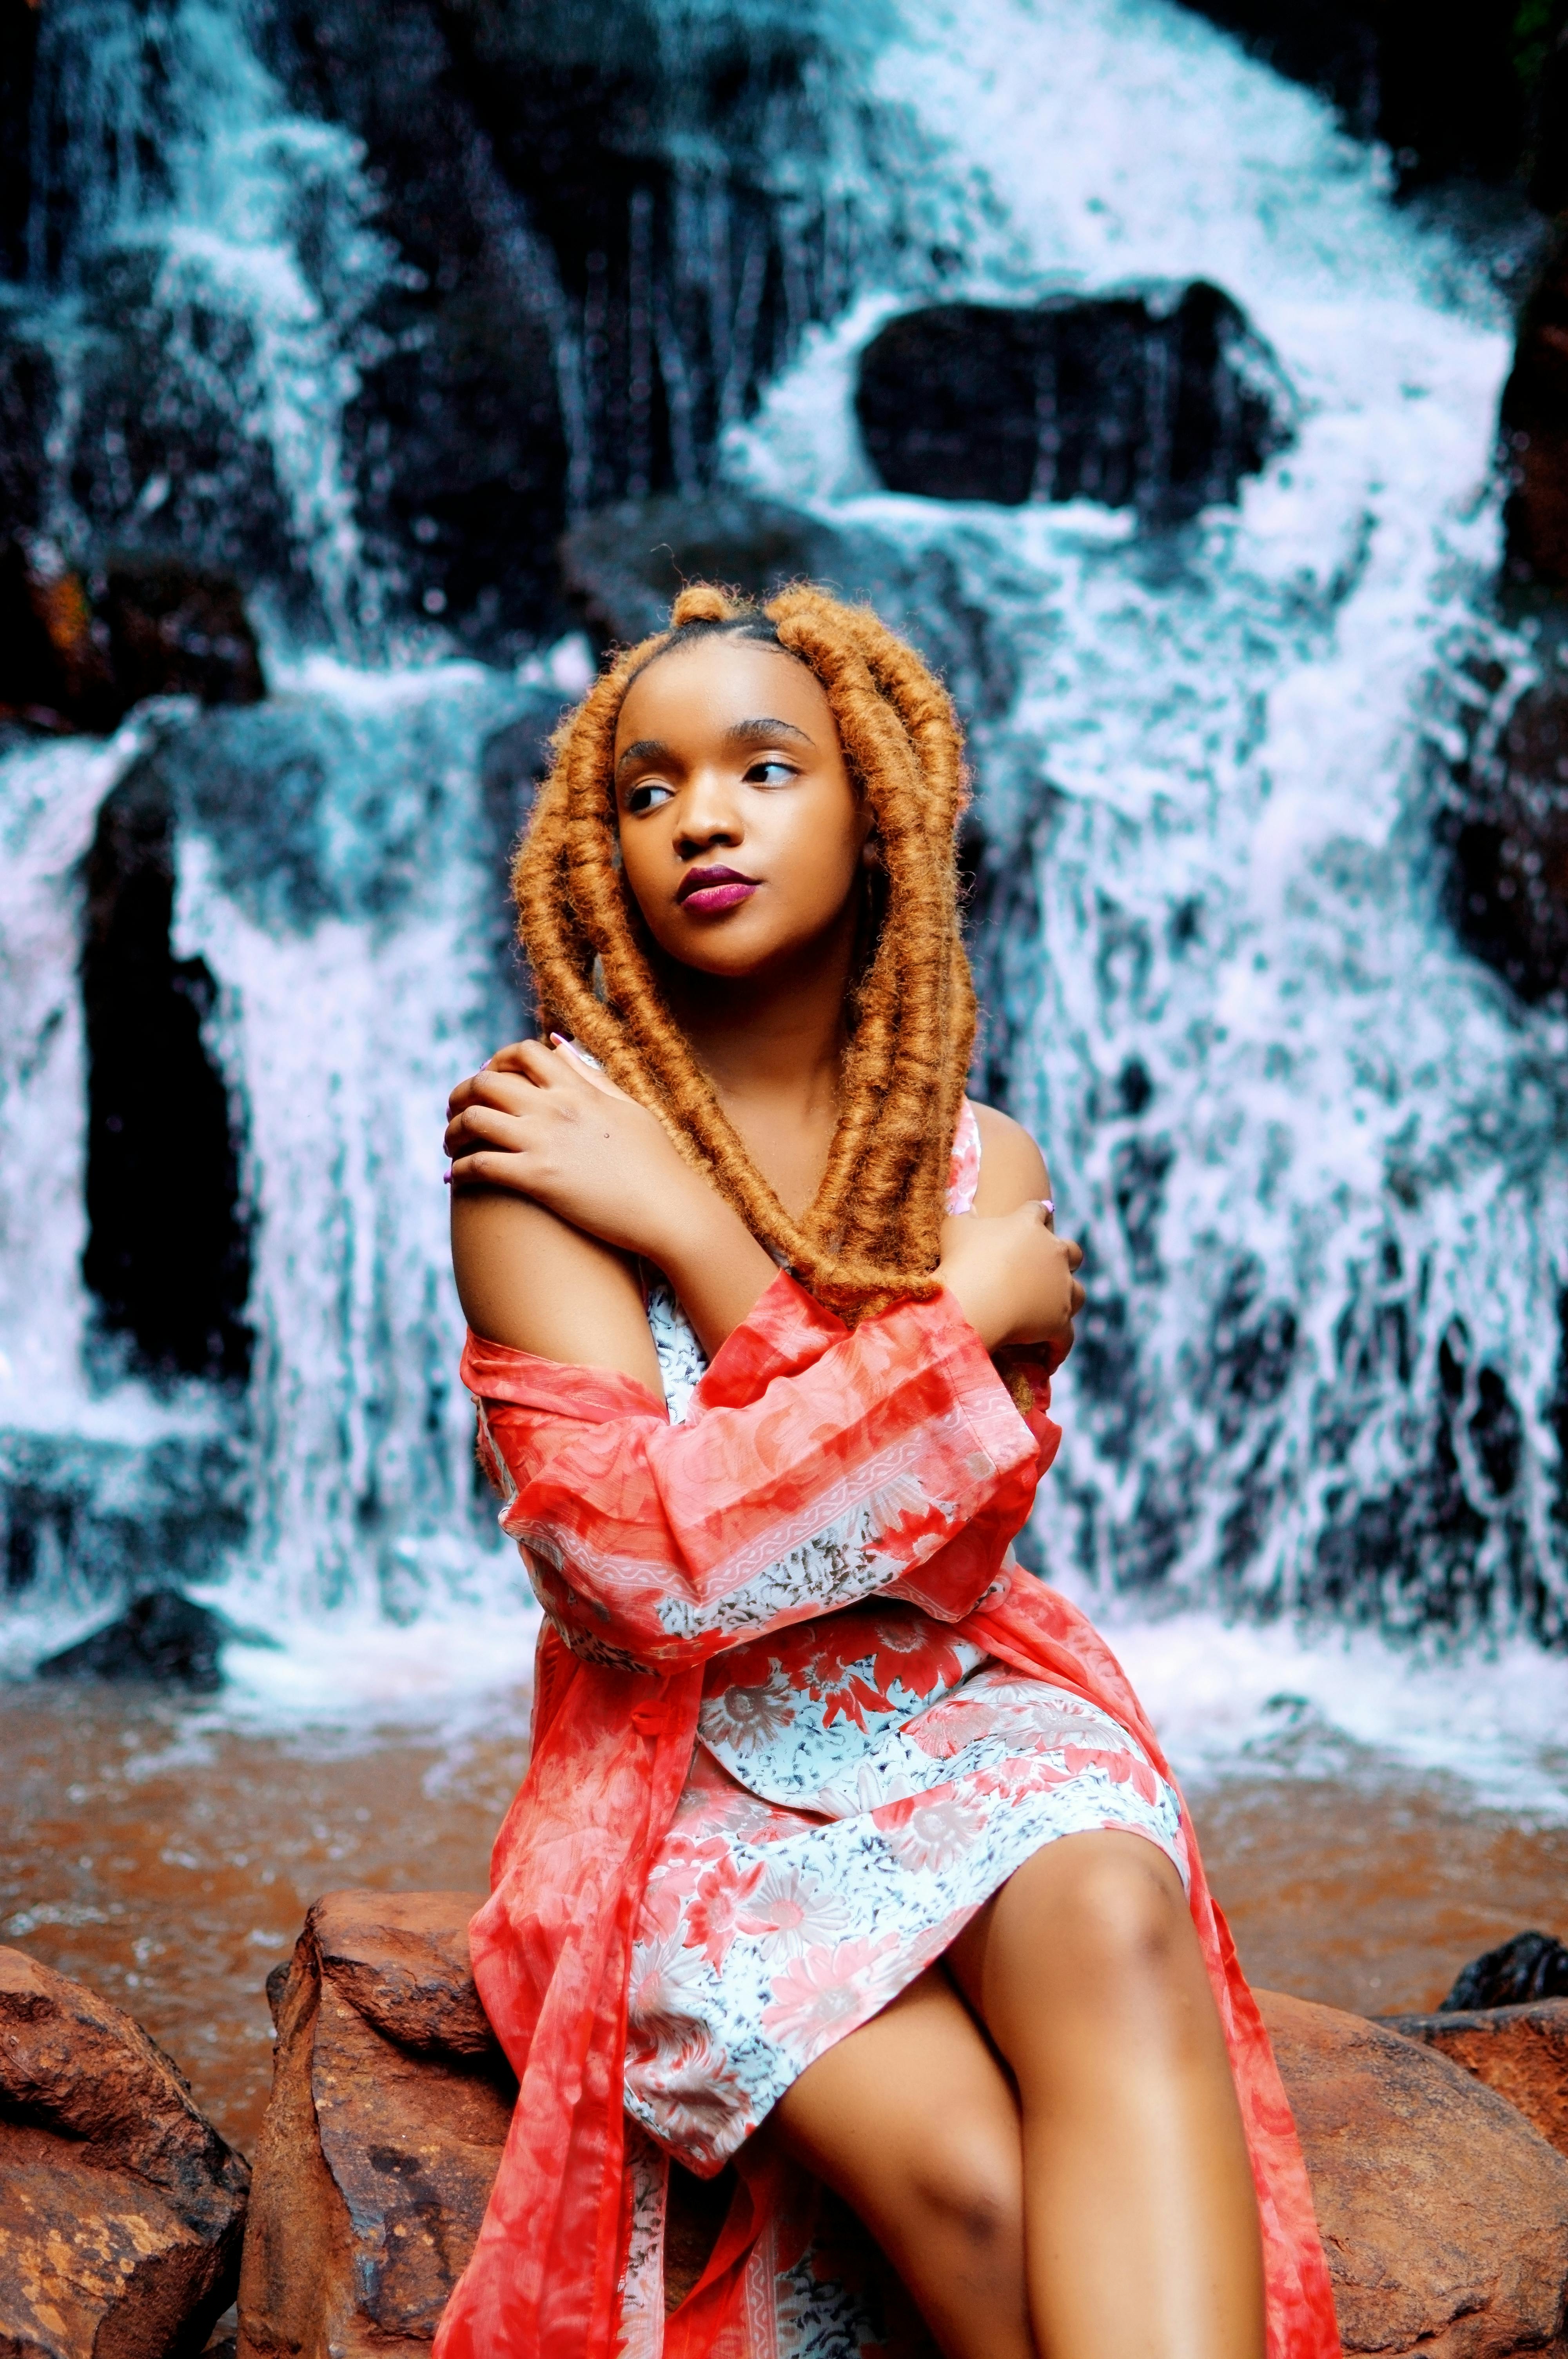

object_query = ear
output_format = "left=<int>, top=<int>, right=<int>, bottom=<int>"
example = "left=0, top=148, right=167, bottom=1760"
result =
left=860, top=830, right=883, bottom=871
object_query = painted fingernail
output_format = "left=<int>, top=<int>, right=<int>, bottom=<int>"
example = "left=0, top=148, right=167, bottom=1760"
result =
left=443, top=1170, right=453, bottom=1185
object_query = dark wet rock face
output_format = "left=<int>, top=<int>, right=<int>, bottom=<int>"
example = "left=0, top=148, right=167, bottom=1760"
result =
left=256, top=0, right=574, bottom=655
left=1303, top=1287, right=1542, bottom=1638
left=0, top=0, right=36, bottom=283
left=99, top=556, right=267, bottom=713
left=0, top=536, right=118, bottom=732
left=37, top=1588, right=230, bottom=1690
left=1172, top=0, right=1563, bottom=199
left=1439, top=668, right=1568, bottom=1010
left=563, top=489, right=1018, bottom=726
left=0, top=284, right=305, bottom=625
left=855, top=287, right=1289, bottom=522
left=82, top=756, right=254, bottom=1385
left=0, top=536, right=265, bottom=734
left=0, top=1944, right=250, bottom=2359
left=7, top=0, right=893, bottom=659
left=1503, top=226, right=1568, bottom=591
left=1442, top=1930, right=1568, bottom=2011
left=0, top=1433, right=249, bottom=1607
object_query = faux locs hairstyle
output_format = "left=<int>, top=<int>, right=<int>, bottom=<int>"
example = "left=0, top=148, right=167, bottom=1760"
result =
left=513, top=582, right=976, bottom=1319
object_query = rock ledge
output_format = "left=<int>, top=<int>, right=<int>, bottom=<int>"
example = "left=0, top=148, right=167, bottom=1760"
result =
left=0, top=1944, right=250, bottom=2359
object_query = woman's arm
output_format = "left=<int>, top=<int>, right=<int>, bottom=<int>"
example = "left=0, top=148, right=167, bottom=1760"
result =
left=448, top=1047, right=1083, bottom=1375
left=941, top=1101, right=1084, bottom=1353
left=971, top=1100, right=1052, bottom=1216
left=450, top=1188, right=666, bottom=1394
left=469, top=1270, right=1040, bottom=1670
left=446, top=1039, right=778, bottom=1369
left=452, top=1068, right=1074, bottom=1667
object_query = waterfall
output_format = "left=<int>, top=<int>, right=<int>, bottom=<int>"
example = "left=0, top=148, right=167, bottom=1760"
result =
left=1, top=0, right=1563, bottom=1782
left=731, top=0, right=1566, bottom=1649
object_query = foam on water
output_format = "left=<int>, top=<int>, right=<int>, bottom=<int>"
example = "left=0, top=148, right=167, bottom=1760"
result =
left=1089, top=1602, right=1568, bottom=1815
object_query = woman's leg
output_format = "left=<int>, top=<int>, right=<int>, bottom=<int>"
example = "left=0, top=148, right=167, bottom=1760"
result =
left=946, top=1829, right=1266, bottom=2359
left=769, top=1967, right=1034, bottom=2359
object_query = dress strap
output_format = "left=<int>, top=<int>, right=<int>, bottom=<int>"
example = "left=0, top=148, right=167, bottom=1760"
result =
left=946, top=1099, right=982, bottom=1216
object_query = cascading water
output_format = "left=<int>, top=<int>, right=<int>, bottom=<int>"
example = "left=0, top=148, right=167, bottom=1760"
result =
left=1, top=0, right=1563, bottom=1789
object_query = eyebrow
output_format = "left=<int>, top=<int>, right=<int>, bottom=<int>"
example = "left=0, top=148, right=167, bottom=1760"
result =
left=615, top=737, right=671, bottom=778
left=614, top=717, right=815, bottom=780
left=724, top=716, right=814, bottom=750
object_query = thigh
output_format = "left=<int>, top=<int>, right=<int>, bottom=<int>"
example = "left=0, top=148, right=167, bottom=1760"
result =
left=767, top=1965, right=1033, bottom=2359
left=769, top=1965, right=1018, bottom=2208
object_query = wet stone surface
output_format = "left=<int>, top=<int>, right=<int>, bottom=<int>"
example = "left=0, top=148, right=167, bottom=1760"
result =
left=855, top=287, right=1290, bottom=520
left=0, top=1943, right=250, bottom=2359
left=0, top=1685, right=528, bottom=2151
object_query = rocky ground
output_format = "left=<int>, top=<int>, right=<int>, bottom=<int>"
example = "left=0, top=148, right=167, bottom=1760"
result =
left=9, top=1891, right=1568, bottom=2358
left=0, top=1947, right=248, bottom=2358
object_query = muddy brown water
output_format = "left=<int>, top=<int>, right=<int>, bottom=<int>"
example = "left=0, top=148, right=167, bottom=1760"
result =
left=3, top=1680, right=1566, bottom=2157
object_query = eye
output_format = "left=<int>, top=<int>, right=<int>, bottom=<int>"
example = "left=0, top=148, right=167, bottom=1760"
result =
left=624, top=780, right=674, bottom=814
left=744, top=757, right=798, bottom=786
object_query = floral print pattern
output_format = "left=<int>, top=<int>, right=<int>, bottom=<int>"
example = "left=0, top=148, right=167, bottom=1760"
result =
left=624, top=1653, right=1187, bottom=2170
left=623, top=1106, right=1187, bottom=2178
left=645, top=1277, right=708, bottom=1424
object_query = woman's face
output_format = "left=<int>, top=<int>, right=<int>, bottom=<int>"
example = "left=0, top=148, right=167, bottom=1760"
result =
left=611, top=636, right=871, bottom=981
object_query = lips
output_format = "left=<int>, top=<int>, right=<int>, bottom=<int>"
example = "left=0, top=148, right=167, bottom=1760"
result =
left=676, top=865, right=759, bottom=914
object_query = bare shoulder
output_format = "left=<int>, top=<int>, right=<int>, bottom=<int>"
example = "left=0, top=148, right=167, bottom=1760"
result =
left=968, top=1100, right=1051, bottom=1215
left=449, top=1186, right=664, bottom=1397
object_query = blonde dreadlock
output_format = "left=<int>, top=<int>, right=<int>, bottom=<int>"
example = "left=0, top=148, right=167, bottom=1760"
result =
left=513, top=582, right=976, bottom=1318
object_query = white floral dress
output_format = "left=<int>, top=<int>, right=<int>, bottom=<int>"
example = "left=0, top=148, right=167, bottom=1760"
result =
left=622, top=1104, right=1188, bottom=2174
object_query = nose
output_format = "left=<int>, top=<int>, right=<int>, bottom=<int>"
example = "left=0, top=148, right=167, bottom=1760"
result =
left=675, top=765, right=743, bottom=858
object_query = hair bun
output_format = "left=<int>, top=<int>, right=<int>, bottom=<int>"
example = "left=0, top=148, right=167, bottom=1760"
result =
left=668, top=583, right=742, bottom=627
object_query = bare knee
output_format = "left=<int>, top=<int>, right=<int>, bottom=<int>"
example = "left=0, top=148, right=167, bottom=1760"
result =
left=1057, top=1841, right=1190, bottom=1992
left=904, top=2115, right=1023, bottom=2265
left=978, top=1836, right=1209, bottom=2063
left=857, top=2105, right=1031, bottom=2354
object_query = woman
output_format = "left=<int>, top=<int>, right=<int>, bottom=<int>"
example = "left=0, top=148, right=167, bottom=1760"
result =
left=437, top=585, right=1337, bottom=2359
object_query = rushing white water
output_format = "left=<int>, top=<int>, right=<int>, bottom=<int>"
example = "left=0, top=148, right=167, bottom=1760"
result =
left=735, top=0, right=1566, bottom=1645
left=20, top=0, right=392, bottom=644
left=1, top=0, right=1564, bottom=1802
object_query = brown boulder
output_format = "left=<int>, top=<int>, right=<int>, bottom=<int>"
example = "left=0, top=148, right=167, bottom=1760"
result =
left=1380, top=1997, right=1568, bottom=2161
left=236, top=1891, right=515, bottom=2359
left=237, top=1908, right=1568, bottom=2359
left=1260, top=1988, right=1568, bottom=2357
left=0, top=1944, right=250, bottom=2359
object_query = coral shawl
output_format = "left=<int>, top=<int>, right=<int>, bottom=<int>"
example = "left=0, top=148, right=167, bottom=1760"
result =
left=434, top=1270, right=1340, bottom=2359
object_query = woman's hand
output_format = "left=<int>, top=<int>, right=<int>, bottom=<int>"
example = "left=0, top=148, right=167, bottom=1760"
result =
left=445, top=1038, right=697, bottom=1263
left=445, top=1039, right=779, bottom=1358
left=935, top=1204, right=1084, bottom=1354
